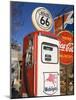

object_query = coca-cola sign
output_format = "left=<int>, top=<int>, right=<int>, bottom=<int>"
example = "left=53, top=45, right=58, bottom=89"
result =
left=58, top=30, right=74, bottom=65
left=59, top=42, right=73, bottom=52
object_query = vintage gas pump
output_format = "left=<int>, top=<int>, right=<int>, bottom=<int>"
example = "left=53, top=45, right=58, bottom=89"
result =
left=21, top=31, right=60, bottom=97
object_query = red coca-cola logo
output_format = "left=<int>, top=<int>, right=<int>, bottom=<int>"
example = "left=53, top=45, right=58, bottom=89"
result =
left=58, top=30, right=74, bottom=65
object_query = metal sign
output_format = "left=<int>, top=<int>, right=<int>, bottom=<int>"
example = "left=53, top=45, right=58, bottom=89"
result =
left=43, top=72, right=58, bottom=95
left=58, top=30, right=74, bottom=65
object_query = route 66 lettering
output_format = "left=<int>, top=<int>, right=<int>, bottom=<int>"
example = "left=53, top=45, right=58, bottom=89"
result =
left=40, top=16, right=50, bottom=26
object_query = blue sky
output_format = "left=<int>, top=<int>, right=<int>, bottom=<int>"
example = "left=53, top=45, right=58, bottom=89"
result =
left=10, top=1, right=74, bottom=46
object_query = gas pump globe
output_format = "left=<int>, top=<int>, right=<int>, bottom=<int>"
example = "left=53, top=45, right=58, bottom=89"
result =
left=21, top=31, right=60, bottom=97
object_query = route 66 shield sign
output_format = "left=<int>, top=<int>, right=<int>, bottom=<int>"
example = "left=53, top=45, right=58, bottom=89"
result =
left=43, top=72, right=58, bottom=95
left=32, top=7, right=53, bottom=31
